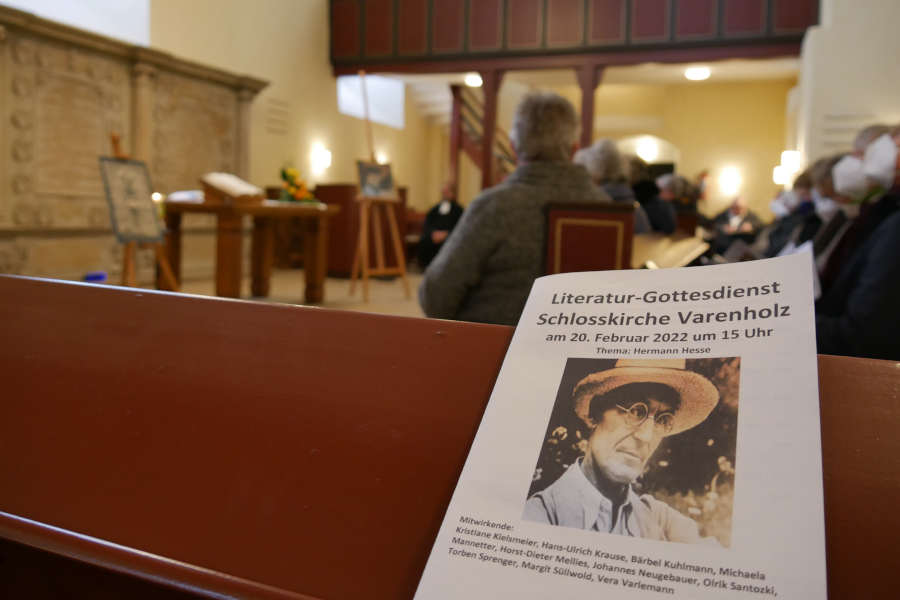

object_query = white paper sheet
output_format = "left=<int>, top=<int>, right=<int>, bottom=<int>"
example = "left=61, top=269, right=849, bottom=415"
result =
left=415, top=253, right=824, bottom=600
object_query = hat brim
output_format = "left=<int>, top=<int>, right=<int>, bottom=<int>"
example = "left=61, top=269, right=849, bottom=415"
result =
left=573, top=366, right=719, bottom=436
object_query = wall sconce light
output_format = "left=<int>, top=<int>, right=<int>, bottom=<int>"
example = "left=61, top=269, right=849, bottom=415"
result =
left=375, top=150, right=388, bottom=165
left=780, top=150, right=802, bottom=173
left=684, top=66, right=711, bottom=81
left=636, top=137, right=659, bottom=163
left=151, top=192, right=163, bottom=202
left=464, top=72, right=483, bottom=88
left=311, top=142, right=332, bottom=176
left=773, top=165, right=790, bottom=186
left=719, top=166, right=742, bottom=196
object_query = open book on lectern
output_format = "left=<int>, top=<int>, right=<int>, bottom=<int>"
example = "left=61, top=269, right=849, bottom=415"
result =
left=415, top=252, right=825, bottom=599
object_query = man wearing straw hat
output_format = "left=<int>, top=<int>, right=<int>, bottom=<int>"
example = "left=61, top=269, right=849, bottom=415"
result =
left=524, top=358, right=719, bottom=543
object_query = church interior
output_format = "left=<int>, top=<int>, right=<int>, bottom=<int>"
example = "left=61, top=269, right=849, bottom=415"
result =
left=1, top=0, right=898, bottom=598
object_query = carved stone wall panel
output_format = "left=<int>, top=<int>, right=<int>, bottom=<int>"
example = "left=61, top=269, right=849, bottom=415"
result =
left=0, top=6, right=265, bottom=281
left=15, top=234, right=114, bottom=279
left=4, top=30, right=131, bottom=232
left=152, top=71, right=238, bottom=192
left=0, top=238, right=28, bottom=274
left=35, top=74, right=106, bottom=197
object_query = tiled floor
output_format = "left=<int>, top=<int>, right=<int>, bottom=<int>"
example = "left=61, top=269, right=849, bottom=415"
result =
left=179, top=268, right=426, bottom=319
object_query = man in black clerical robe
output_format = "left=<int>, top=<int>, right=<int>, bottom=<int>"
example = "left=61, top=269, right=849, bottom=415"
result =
left=417, top=183, right=463, bottom=268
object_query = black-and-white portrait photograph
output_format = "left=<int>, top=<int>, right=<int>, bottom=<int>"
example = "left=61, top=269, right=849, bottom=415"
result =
left=99, top=157, right=164, bottom=243
left=524, top=357, right=739, bottom=547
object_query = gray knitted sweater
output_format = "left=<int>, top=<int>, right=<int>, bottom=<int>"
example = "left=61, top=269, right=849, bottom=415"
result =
left=419, top=161, right=612, bottom=325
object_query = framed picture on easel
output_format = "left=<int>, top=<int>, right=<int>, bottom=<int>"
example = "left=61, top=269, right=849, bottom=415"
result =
left=99, top=156, right=164, bottom=243
left=356, top=160, right=397, bottom=200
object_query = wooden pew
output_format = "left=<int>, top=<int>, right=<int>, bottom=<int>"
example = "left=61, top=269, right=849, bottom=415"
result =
left=0, top=276, right=897, bottom=599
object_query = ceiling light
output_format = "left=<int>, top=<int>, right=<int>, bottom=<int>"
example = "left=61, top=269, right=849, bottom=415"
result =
left=684, top=66, right=711, bottom=81
left=464, top=72, right=483, bottom=87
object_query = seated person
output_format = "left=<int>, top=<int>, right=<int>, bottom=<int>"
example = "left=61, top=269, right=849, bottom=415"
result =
left=816, top=128, right=900, bottom=360
left=574, top=140, right=651, bottom=233
left=418, top=92, right=611, bottom=326
left=764, top=170, right=820, bottom=257
left=416, top=182, right=463, bottom=268
left=710, top=196, right=762, bottom=254
left=642, top=173, right=680, bottom=234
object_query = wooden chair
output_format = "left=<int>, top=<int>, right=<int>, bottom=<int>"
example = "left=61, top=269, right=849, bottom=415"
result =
left=0, top=275, right=897, bottom=599
left=545, top=202, right=635, bottom=274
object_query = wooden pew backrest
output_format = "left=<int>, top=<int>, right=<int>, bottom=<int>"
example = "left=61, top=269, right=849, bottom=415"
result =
left=0, top=275, right=897, bottom=598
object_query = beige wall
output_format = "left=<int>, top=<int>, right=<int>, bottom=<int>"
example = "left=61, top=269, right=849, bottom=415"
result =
left=151, top=0, right=436, bottom=210
left=546, top=79, right=793, bottom=218
left=796, top=0, right=900, bottom=163
left=459, top=75, right=791, bottom=218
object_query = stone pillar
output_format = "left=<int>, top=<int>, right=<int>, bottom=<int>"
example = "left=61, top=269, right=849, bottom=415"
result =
left=479, top=69, right=504, bottom=190
left=131, top=62, right=157, bottom=161
left=576, top=63, right=604, bottom=149
left=236, top=87, right=255, bottom=179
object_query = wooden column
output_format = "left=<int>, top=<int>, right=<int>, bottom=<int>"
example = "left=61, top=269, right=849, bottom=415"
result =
left=449, top=84, right=463, bottom=196
left=479, top=70, right=504, bottom=190
left=576, top=63, right=604, bottom=149
left=131, top=62, right=156, bottom=161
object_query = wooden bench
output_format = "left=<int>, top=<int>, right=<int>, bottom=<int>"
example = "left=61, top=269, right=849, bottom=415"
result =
left=0, top=276, right=897, bottom=598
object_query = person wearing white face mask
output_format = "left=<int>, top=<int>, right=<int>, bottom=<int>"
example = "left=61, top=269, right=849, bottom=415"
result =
left=863, top=132, right=899, bottom=190
left=819, top=135, right=898, bottom=292
left=809, top=155, right=849, bottom=267
left=764, top=170, right=820, bottom=257
left=816, top=131, right=900, bottom=360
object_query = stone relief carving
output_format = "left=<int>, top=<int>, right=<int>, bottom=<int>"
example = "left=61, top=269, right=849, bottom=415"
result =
left=11, top=76, right=32, bottom=98
left=6, top=31, right=132, bottom=226
left=11, top=174, right=32, bottom=194
left=11, top=139, right=32, bottom=162
left=12, top=202, right=53, bottom=227
left=0, top=241, right=28, bottom=274
left=0, top=19, right=264, bottom=281
left=11, top=38, right=34, bottom=65
left=11, top=110, right=32, bottom=129
left=152, top=71, right=237, bottom=192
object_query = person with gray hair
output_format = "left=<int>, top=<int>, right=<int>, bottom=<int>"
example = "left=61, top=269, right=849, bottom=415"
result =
left=853, top=124, right=891, bottom=156
left=574, top=139, right=651, bottom=233
left=418, top=92, right=611, bottom=326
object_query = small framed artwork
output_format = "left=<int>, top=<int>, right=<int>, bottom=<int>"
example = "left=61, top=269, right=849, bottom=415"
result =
left=99, top=157, right=164, bottom=243
left=356, top=160, right=397, bottom=199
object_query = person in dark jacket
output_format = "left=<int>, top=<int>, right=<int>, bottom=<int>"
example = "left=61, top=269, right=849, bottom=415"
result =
left=574, top=140, right=651, bottom=233
left=710, top=197, right=762, bottom=254
left=416, top=182, right=463, bottom=268
left=815, top=128, right=900, bottom=359
left=419, top=92, right=613, bottom=326
left=643, top=173, right=681, bottom=235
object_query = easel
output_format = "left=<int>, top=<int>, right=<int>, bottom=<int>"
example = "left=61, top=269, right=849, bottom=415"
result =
left=348, top=71, right=410, bottom=302
left=110, top=134, right=179, bottom=291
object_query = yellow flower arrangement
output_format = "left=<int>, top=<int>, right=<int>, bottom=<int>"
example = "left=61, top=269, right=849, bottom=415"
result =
left=280, top=166, right=315, bottom=202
